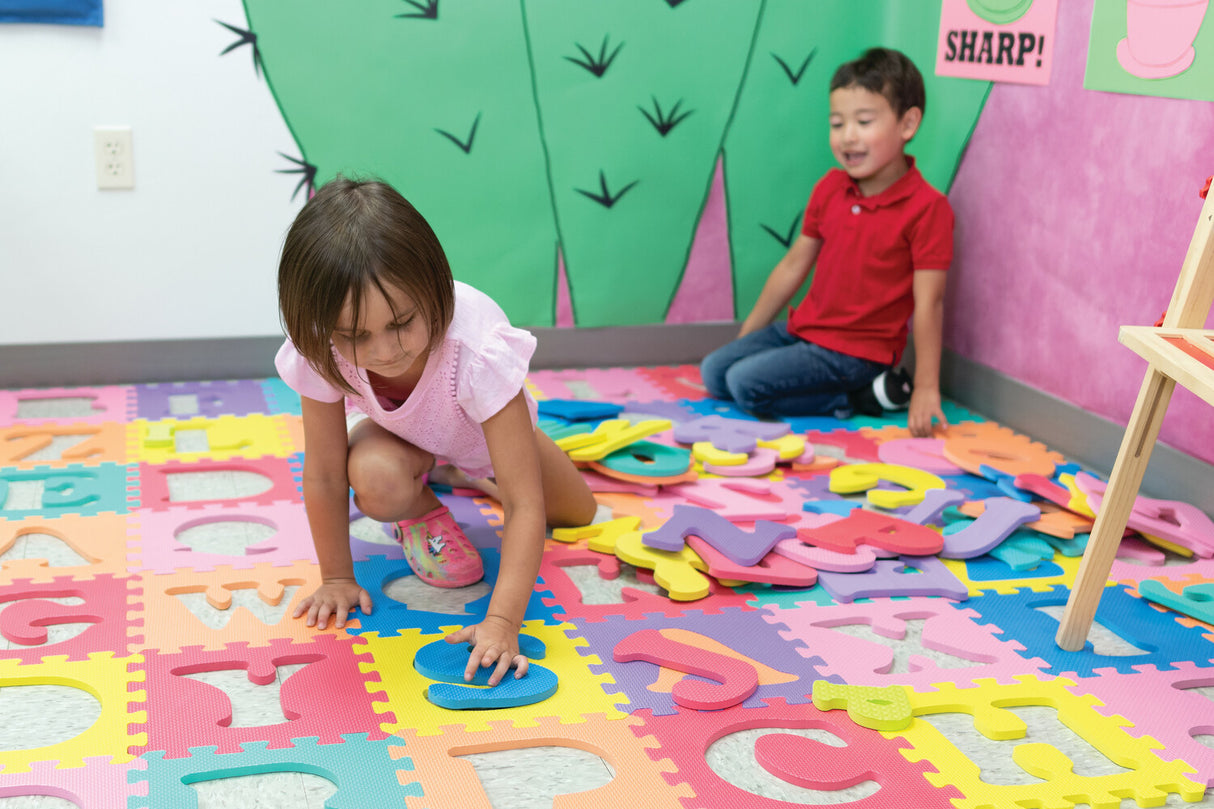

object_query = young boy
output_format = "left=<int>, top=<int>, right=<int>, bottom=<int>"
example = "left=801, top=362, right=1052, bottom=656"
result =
left=701, top=47, right=952, bottom=438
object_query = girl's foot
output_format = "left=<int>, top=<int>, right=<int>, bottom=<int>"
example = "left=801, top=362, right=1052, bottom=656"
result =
left=429, top=463, right=501, bottom=500
left=394, top=506, right=484, bottom=588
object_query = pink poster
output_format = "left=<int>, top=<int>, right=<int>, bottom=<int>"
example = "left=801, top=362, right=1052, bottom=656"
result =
left=935, top=0, right=1059, bottom=85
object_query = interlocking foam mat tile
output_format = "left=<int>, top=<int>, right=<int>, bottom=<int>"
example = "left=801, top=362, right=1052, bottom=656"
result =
left=2, top=367, right=1214, bottom=808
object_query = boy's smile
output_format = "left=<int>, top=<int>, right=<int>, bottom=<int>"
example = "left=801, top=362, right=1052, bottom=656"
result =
left=828, top=85, right=922, bottom=197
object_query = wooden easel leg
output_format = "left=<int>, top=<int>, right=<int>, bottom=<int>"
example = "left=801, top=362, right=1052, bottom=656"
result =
left=1055, top=367, right=1176, bottom=651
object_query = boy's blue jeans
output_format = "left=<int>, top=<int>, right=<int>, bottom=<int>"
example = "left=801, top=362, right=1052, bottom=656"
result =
left=700, top=323, right=886, bottom=419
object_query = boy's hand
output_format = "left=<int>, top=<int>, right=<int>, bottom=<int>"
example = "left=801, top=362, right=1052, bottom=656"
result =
left=908, top=387, right=948, bottom=438
left=292, top=577, right=373, bottom=630
left=445, top=614, right=528, bottom=686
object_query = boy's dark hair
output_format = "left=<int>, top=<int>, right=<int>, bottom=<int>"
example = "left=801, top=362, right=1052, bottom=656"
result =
left=830, top=47, right=926, bottom=118
left=278, top=176, right=455, bottom=394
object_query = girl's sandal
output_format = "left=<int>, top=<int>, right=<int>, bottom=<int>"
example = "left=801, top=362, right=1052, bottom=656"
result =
left=393, top=505, right=484, bottom=588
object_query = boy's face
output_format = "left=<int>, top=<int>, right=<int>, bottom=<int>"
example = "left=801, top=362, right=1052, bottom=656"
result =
left=828, top=85, right=922, bottom=196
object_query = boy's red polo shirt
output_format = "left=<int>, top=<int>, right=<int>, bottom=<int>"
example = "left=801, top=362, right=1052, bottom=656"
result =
left=790, top=159, right=953, bottom=366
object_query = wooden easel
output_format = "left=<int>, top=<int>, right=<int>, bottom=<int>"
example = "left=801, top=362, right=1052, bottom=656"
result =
left=1056, top=179, right=1214, bottom=652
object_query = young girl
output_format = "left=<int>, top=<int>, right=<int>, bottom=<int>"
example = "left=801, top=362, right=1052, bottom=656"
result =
left=276, top=177, right=598, bottom=686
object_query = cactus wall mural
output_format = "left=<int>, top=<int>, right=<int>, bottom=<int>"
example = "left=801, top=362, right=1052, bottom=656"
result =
left=232, top=0, right=990, bottom=328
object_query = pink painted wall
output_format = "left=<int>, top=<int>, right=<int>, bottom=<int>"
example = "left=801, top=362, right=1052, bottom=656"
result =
left=946, top=0, right=1214, bottom=465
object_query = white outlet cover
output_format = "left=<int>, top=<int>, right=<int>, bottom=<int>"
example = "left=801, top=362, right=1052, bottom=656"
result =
left=94, top=125, right=134, bottom=190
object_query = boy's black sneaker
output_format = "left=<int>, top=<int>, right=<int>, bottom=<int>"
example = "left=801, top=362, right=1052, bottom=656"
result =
left=873, top=367, right=913, bottom=411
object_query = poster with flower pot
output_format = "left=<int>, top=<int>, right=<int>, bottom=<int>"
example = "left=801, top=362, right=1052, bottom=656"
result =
left=935, top=0, right=1059, bottom=85
left=1085, top=0, right=1213, bottom=100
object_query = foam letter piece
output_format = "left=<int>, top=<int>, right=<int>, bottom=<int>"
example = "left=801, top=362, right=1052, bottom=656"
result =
left=811, top=682, right=913, bottom=731
left=1076, top=471, right=1214, bottom=557
left=1139, top=580, right=1214, bottom=625
left=901, top=488, right=967, bottom=526
left=415, top=635, right=557, bottom=710
left=598, top=440, right=691, bottom=478
left=1, top=599, right=101, bottom=645
left=691, top=441, right=748, bottom=466
left=940, top=498, right=1041, bottom=559
left=685, top=536, right=818, bottom=587
left=773, top=538, right=879, bottom=573
left=703, top=447, right=779, bottom=477
left=754, top=733, right=877, bottom=790
left=537, top=398, right=624, bottom=421
left=817, top=557, right=968, bottom=603
left=613, top=628, right=758, bottom=711
left=551, top=516, right=642, bottom=551
left=943, top=432, right=1061, bottom=478
left=829, top=463, right=947, bottom=508
left=672, top=478, right=803, bottom=521
left=641, top=504, right=796, bottom=566
left=876, top=438, right=964, bottom=475
left=757, top=432, right=807, bottom=461
left=614, top=529, right=711, bottom=601
left=565, top=418, right=672, bottom=462
left=799, top=509, right=944, bottom=556
left=672, top=414, right=790, bottom=453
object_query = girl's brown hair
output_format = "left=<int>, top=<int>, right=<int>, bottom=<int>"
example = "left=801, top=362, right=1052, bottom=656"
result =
left=277, top=177, right=455, bottom=393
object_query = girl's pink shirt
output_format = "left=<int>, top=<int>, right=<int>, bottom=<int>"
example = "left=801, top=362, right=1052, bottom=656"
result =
left=276, top=281, right=538, bottom=478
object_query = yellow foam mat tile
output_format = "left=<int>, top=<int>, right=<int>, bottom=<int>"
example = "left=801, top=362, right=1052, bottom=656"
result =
left=889, top=674, right=1205, bottom=809
left=127, top=414, right=293, bottom=464
left=359, top=622, right=628, bottom=737
left=0, top=652, right=146, bottom=773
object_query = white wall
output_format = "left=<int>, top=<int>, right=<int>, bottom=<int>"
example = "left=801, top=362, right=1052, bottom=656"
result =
left=0, top=1, right=299, bottom=345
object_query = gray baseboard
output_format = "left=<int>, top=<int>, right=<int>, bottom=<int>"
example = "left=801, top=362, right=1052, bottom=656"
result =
left=942, top=349, right=1214, bottom=515
left=0, top=323, right=739, bottom=388
left=2, top=332, right=1209, bottom=516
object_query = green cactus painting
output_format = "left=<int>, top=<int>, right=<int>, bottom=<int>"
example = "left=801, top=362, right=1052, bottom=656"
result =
left=232, top=1, right=989, bottom=328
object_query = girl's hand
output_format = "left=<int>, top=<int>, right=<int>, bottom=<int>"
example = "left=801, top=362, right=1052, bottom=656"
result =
left=444, top=615, right=528, bottom=686
left=292, top=577, right=373, bottom=630
left=907, top=386, right=948, bottom=438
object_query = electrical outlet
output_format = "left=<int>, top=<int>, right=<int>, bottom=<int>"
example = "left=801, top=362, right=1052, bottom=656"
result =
left=94, top=126, right=134, bottom=190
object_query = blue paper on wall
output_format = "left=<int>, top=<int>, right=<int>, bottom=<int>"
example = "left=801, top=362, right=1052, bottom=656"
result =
left=0, top=0, right=102, bottom=26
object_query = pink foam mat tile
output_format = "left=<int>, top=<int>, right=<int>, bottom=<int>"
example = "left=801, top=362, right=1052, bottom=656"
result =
left=134, top=456, right=302, bottom=512
left=0, top=386, right=135, bottom=427
left=631, top=699, right=962, bottom=808
left=527, top=367, right=671, bottom=403
left=0, top=757, right=146, bottom=808
left=136, top=635, right=390, bottom=758
left=0, top=573, right=142, bottom=662
left=763, top=597, right=1051, bottom=689
left=127, top=501, right=316, bottom=574
left=636, top=364, right=710, bottom=400
left=1067, top=662, right=1214, bottom=787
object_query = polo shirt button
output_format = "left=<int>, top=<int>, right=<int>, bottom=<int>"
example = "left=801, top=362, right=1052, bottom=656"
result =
left=851, top=204, right=861, bottom=214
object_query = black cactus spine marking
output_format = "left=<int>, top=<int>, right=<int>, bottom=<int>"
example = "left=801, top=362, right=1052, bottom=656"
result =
left=396, top=0, right=438, bottom=20
left=760, top=211, right=801, bottom=248
left=276, top=153, right=318, bottom=202
left=435, top=113, right=482, bottom=154
left=639, top=97, right=693, bottom=137
left=772, top=48, right=816, bottom=85
left=215, top=20, right=262, bottom=77
left=565, top=35, right=623, bottom=78
left=575, top=171, right=639, bottom=209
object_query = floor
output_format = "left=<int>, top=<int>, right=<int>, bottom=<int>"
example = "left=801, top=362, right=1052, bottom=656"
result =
left=1, top=367, right=1213, bottom=808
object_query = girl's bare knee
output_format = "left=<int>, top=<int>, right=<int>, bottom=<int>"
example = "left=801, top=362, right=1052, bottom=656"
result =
left=348, top=444, right=432, bottom=522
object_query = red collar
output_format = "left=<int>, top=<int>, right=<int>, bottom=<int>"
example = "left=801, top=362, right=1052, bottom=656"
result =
left=843, top=156, right=921, bottom=209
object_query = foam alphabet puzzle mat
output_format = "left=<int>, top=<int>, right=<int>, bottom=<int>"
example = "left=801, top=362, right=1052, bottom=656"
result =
left=2, top=365, right=1214, bottom=807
